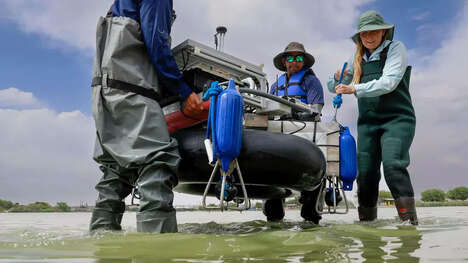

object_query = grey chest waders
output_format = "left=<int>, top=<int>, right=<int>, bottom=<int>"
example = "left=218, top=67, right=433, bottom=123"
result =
left=90, top=15, right=181, bottom=233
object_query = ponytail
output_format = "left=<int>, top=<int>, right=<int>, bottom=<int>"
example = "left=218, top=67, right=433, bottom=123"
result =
left=352, top=39, right=364, bottom=84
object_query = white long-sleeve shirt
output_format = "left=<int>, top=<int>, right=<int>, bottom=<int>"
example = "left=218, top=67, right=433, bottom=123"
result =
left=327, top=40, right=408, bottom=98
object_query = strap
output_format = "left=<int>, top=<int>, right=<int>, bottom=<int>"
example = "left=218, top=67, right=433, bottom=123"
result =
left=106, top=4, right=114, bottom=17
left=379, top=42, right=392, bottom=70
left=279, top=69, right=314, bottom=93
left=287, top=95, right=307, bottom=99
left=92, top=76, right=179, bottom=107
left=278, top=82, right=301, bottom=89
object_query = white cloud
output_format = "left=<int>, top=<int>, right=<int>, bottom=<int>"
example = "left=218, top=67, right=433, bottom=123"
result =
left=407, top=3, right=468, bottom=191
left=0, top=88, right=206, bottom=206
left=412, top=10, right=431, bottom=21
left=0, top=106, right=97, bottom=205
left=0, top=88, right=42, bottom=109
left=1, top=0, right=113, bottom=53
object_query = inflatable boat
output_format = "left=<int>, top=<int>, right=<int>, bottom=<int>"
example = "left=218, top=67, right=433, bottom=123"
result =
left=173, top=127, right=326, bottom=200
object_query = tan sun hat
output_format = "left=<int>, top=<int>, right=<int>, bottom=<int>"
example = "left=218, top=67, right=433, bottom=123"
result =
left=351, top=10, right=394, bottom=43
left=273, top=42, right=315, bottom=71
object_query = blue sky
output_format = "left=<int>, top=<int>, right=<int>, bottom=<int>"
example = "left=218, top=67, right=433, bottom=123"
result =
left=0, top=20, right=92, bottom=113
left=366, top=1, right=464, bottom=51
left=1, top=0, right=467, bottom=205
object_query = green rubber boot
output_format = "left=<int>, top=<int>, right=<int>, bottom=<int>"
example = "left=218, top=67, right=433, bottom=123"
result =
left=358, top=206, right=377, bottom=221
left=395, top=197, right=418, bottom=225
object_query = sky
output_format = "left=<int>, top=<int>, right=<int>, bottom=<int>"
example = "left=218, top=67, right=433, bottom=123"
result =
left=0, top=0, right=467, bottom=206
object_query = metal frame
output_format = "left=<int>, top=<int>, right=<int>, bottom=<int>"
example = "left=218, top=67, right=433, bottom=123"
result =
left=172, top=39, right=267, bottom=92
left=316, top=175, right=349, bottom=214
left=202, top=159, right=251, bottom=211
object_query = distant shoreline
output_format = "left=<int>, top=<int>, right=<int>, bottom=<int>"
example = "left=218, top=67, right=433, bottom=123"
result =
left=2, top=201, right=468, bottom=213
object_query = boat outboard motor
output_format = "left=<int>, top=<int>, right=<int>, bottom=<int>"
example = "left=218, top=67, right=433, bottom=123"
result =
left=339, top=126, right=357, bottom=190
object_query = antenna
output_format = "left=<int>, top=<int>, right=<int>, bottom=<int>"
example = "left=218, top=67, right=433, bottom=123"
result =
left=214, top=26, right=227, bottom=51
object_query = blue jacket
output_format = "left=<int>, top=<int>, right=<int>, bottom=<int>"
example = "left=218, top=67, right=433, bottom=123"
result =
left=112, top=0, right=192, bottom=100
left=270, top=69, right=324, bottom=105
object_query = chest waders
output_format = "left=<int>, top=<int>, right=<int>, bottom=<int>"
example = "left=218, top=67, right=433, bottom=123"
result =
left=356, top=43, right=418, bottom=225
left=89, top=15, right=180, bottom=233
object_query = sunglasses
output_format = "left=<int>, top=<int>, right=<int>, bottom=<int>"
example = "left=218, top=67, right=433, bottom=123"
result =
left=285, top=55, right=304, bottom=63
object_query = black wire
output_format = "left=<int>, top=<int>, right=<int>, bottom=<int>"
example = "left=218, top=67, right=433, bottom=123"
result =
left=288, top=120, right=307, bottom=135
left=181, top=49, right=190, bottom=71
left=326, top=130, right=341, bottom=136
left=238, top=88, right=312, bottom=113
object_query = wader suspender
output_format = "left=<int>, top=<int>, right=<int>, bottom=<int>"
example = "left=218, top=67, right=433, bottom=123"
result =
left=92, top=6, right=179, bottom=108
left=379, top=44, right=391, bottom=70
left=91, top=76, right=179, bottom=107
left=284, top=75, right=289, bottom=97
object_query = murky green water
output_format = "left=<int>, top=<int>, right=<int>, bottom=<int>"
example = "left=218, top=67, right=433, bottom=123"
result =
left=1, top=207, right=467, bottom=262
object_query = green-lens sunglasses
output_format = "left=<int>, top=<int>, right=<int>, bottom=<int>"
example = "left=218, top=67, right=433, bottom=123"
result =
left=285, top=55, right=304, bottom=63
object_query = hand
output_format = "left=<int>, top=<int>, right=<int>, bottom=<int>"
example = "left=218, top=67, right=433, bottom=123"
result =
left=183, top=92, right=204, bottom=115
left=335, top=84, right=356, bottom=94
left=334, top=69, right=348, bottom=82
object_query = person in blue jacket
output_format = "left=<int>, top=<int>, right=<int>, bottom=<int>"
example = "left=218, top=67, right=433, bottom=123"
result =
left=264, top=42, right=324, bottom=224
left=89, top=0, right=203, bottom=233
left=327, top=10, right=418, bottom=225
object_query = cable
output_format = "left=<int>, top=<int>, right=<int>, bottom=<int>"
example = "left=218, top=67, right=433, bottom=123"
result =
left=288, top=120, right=307, bottom=135
left=238, top=88, right=312, bottom=113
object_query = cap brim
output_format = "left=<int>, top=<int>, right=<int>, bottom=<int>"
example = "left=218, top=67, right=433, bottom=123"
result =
left=351, top=24, right=395, bottom=43
left=273, top=52, right=287, bottom=71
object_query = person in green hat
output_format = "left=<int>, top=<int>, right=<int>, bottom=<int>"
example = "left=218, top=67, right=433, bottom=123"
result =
left=327, top=10, right=418, bottom=225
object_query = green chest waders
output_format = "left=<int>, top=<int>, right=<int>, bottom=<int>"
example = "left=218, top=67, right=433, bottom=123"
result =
left=356, top=43, right=418, bottom=224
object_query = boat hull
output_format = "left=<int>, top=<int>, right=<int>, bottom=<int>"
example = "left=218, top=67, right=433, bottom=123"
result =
left=173, top=128, right=326, bottom=200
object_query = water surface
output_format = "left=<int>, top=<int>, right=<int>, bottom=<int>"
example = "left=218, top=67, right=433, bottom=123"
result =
left=0, top=207, right=467, bottom=262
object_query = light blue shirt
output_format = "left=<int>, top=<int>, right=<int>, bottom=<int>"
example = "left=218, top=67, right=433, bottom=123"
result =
left=327, top=40, right=408, bottom=98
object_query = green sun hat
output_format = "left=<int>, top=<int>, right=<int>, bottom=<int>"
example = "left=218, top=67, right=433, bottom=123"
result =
left=352, top=10, right=394, bottom=43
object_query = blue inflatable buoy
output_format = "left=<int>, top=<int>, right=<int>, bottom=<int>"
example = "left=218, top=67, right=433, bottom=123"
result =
left=339, top=126, right=357, bottom=190
left=214, top=79, right=244, bottom=172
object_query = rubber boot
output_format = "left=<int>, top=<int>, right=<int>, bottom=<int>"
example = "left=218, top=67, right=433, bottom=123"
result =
left=136, top=210, right=178, bottom=233
left=358, top=206, right=377, bottom=221
left=263, top=199, right=285, bottom=222
left=89, top=165, right=134, bottom=232
left=299, top=190, right=322, bottom=224
left=136, top=165, right=179, bottom=233
left=89, top=209, right=124, bottom=231
left=395, top=197, right=418, bottom=225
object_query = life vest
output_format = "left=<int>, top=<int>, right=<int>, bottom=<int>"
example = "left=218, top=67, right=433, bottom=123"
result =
left=276, top=68, right=311, bottom=104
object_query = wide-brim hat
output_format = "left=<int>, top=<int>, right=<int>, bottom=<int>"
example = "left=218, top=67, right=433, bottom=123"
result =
left=351, top=10, right=394, bottom=43
left=273, top=42, right=315, bottom=71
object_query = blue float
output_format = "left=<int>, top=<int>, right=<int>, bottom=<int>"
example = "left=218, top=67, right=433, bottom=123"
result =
left=339, top=126, right=357, bottom=190
left=214, top=79, right=244, bottom=172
